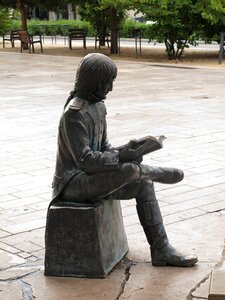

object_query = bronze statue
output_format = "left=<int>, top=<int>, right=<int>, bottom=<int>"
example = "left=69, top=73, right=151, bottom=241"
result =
left=52, top=53, right=198, bottom=267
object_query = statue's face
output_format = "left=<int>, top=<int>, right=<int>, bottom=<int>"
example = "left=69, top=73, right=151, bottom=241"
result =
left=96, top=79, right=114, bottom=100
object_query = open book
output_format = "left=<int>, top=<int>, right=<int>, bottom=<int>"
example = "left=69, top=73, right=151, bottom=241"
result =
left=116, top=135, right=166, bottom=157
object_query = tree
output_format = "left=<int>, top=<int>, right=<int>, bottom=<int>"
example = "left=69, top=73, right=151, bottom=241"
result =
left=0, top=0, right=66, bottom=30
left=78, top=0, right=130, bottom=54
left=0, top=0, right=66, bottom=49
left=138, top=0, right=203, bottom=60
left=17, top=0, right=27, bottom=30
left=195, top=0, right=225, bottom=43
left=0, top=7, right=12, bottom=35
left=138, top=0, right=225, bottom=60
left=78, top=1, right=111, bottom=47
left=99, top=0, right=134, bottom=54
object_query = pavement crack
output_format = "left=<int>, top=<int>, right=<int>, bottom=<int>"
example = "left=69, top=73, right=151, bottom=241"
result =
left=0, top=262, right=27, bottom=272
left=209, top=209, right=225, bottom=216
left=19, top=279, right=36, bottom=300
left=186, top=273, right=210, bottom=300
left=116, top=257, right=136, bottom=300
left=0, top=269, right=40, bottom=282
left=186, top=238, right=225, bottom=299
left=214, top=238, right=225, bottom=269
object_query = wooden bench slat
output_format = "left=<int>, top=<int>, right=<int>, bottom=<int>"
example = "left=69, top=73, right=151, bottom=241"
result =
left=68, top=28, right=86, bottom=50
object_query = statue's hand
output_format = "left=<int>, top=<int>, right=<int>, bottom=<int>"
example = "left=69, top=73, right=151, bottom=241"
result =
left=119, top=140, right=142, bottom=162
left=135, top=155, right=143, bottom=163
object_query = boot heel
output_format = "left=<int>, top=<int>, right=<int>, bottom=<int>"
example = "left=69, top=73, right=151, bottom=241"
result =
left=152, top=260, right=168, bottom=266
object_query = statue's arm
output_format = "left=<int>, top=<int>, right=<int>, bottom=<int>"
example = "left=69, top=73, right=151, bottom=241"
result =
left=63, top=111, right=120, bottom=173
left=101, top=120, right=114, bottom=151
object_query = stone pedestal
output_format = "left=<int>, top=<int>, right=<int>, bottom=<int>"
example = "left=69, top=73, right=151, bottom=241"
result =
left=208, top=269, right=225, bottom=300
left=44, top=199, right=128, bottom=278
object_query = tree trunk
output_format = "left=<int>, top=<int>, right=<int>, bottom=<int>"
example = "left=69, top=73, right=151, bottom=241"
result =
left=165, top=39, right=187, bottom=60
left=99, top=27, right=107, bottom=46
left=165, top=39, right=176, bottom=60
left=110, top=8, right=118, bottom=54
left=17, top=0, right=27, bottom=31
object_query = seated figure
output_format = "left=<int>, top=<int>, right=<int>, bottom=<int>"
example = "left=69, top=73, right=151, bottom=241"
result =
left=51, top=53, right=198, bottom=267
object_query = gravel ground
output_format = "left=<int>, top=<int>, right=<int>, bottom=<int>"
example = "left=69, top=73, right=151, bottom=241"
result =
left=0, top=40, right=224, bottom=68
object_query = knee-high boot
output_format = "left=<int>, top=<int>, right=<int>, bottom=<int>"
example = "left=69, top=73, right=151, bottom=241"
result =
left=136, top=180, right=198, bottom=267
left=139, top=164, right=184, bottom=184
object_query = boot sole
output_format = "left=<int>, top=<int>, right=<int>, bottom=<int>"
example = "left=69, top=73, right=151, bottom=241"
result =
left=152, top=257, right=198, bottom=267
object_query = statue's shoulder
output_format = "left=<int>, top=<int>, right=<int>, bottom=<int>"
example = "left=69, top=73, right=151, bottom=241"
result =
left=69, top=98, right=86, bottom=111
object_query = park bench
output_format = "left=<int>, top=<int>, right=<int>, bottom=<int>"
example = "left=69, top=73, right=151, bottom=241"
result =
left=44, top=199, right=128, bottom=278
left=68, top=28, right=86, bottom=50
left=95, top=32, right=111, bottom=49
left=3, top=30, right=21, bottom=48
left=18, top=31, right=43, bottom=53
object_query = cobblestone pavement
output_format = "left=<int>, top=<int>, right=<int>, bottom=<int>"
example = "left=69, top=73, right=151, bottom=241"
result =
left=0, top=51, right=225, bottom=299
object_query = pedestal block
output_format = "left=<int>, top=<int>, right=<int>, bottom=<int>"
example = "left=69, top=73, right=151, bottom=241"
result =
left=44, top=199, right=128, bottom=278
left=208, top=269, right=225, bottom=300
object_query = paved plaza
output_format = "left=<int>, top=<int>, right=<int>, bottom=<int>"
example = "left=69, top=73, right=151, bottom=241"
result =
left=0, top=51, right=225, bottom=299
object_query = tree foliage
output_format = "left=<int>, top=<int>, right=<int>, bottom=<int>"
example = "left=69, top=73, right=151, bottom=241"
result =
left=0, top=7, right=12, bottom=35
left=1, top=0, right=225, bottom=59
left=79, top=1, right=111, bottom=37
left=138, top=0, right=201, bottom=59
left=0, top=0, right=66, bottom=10
left=99, top=0, right=134, bottom=10
left=0, top=0, right=68, bottom=30
left=138, top=0, right=225, bottom=59
left=195, top=0, right=225, bottom=42
left=77, top=0, right=129, bottom=53
left=197, top=0, right=225, bottom=24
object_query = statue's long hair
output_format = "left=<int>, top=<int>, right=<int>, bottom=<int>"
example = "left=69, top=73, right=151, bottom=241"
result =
left=64, top=53, right=117, bottom=108
left=75, top=53, right=117, bottom=93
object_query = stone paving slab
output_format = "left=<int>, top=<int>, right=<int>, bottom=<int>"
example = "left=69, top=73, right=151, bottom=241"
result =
left=1, top=51, right=225, bottom=299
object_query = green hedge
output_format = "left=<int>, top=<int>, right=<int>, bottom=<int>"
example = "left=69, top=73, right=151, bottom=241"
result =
left=120, top=19, right=151, bottom=39
left=10, top=19, right=95, bottom=36
left=9, top=19, right=151, bottom=39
